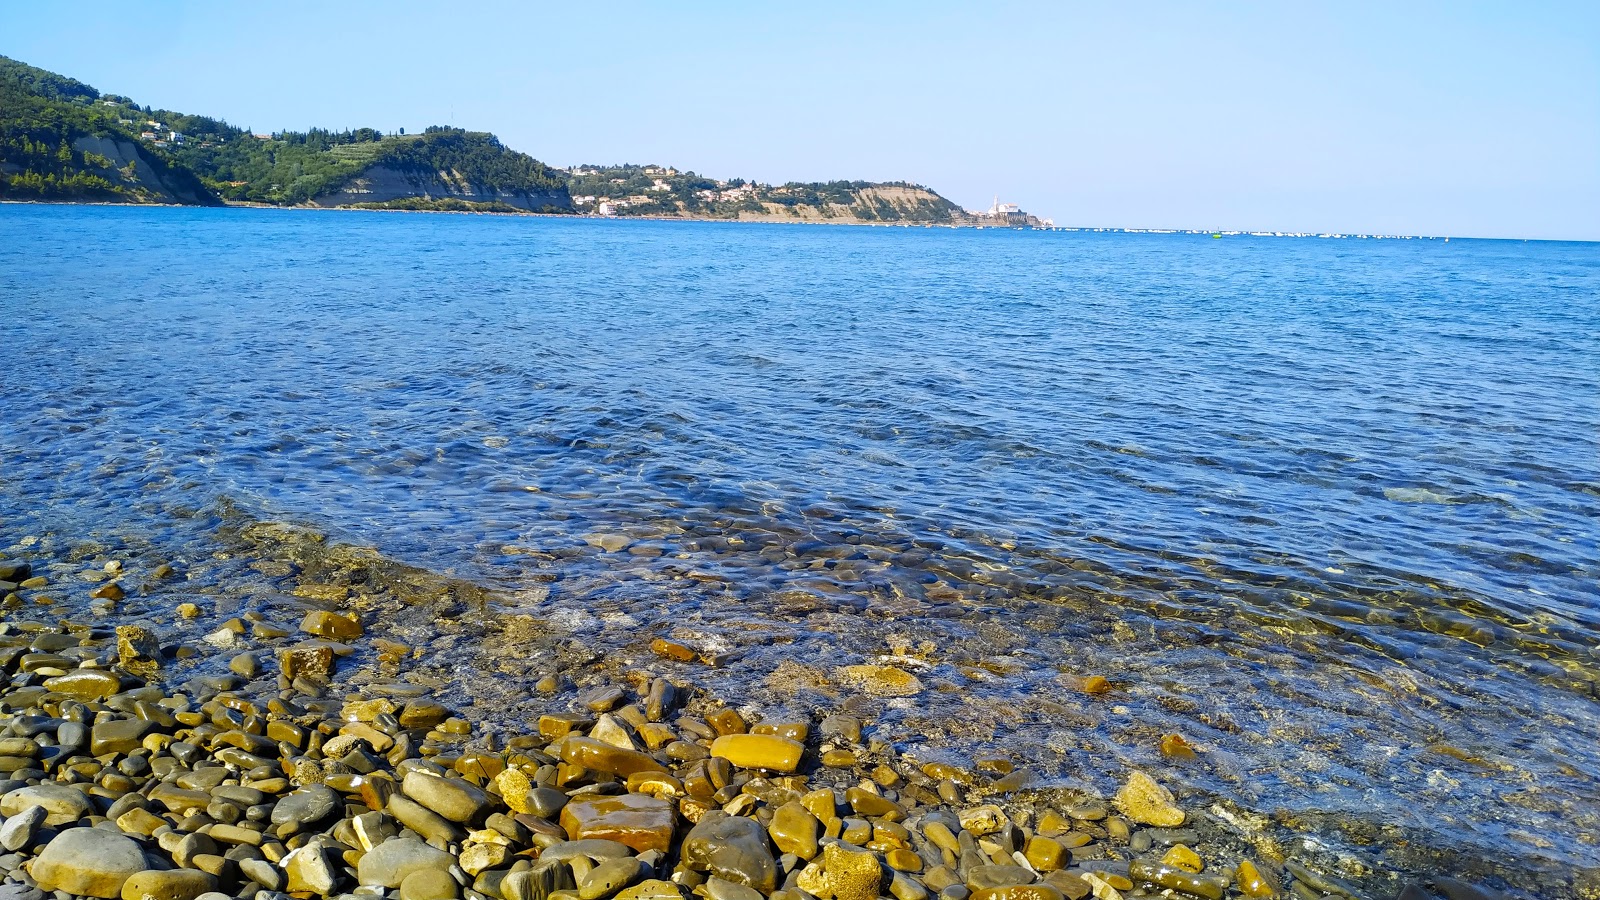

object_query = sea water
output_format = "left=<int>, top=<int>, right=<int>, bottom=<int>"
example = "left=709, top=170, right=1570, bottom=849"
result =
left=1, top=205, right=1596, bottom=886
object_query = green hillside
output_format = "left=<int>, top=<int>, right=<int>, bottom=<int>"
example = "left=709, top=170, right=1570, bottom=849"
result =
left=0, top=56, right=215, bottom=203
left=0, top=56, right=568, bottom=210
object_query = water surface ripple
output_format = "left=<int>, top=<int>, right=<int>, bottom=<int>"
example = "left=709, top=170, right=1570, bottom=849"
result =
left=2, top=206, right=1598, bottom=885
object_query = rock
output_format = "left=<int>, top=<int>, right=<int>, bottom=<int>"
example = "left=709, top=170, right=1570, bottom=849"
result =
left=614, top=880, right=684, bottom=900
left=1, top=783, right=93, bottom=825
left=969, top=866, right=1037, bottom=889
left=970, top=889, right=1063, bottom=900
left=578, top=858, right=643, bottom=900
left=1023, top=837, right=1065, bottom=873
left=458, top=842, right=509, bottom=876
left=120, top=869, right=218, bottom=900
left=282, top=842, right=339, bottom=895
left=650, top=639, right=696, bottom=662
left=238, top=859, right=284, bottom=891
left=90, top=582, right=125, bottom=601
left=561, top=737, right=666, bottom=777
left=682, top=814, right=777, bottom=892
left=560, top=793, right=675, bottom=853
left=1160, top=845, right=1202, bottom=873
left=845, top=787, right=905, bottom=820
left=821, top=843, right=884, bottom=900
left=0, top=804, right=46, bottom=851
left=1041, top=873, right=1092, bottom=900
left=301, top=610, right=363, bottom=640
left=538, top=840, right=637, bottom=861
left=43, top=669, right=122, bottom=701
left=271, top=784, right=341, bottom=828
left=1234, top=861, right=1277, bottom=898
left=91, top=719, right=156, bottom=756
left=958, top=804, right=1008, bottom=836
left=0, top=885, right=44, bottom=900
left=387, top=794, right=464, bottom=845
left=403, top=770, right=489, bottom=823
left=357, top=837, right=457, bottom=888
left=1113, top=772, right=1185, bottom=827
left=1127, top=860, right=1224, bottom=900
left=702, top=878, right=764, bottom=900
left=493, top=768, right=537, bottom=815
left=399, top=699, right=450, bottom=729
left=115, top=626, right=162, bottom=673
left=768, top=801, right=820, bottom=860
left=229, top=653, right=260, bottom=679
left=278, top=644, right=335, bottom=680
left=835, top=665, right=923, bottom=696
left=400, top=869, right=461, bottom=900
left=30, top=827, right=148, bottom=898
left=709, top=734, right=804, bottom=773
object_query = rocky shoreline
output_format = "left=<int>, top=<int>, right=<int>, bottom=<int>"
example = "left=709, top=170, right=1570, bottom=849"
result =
left=0, top=540, right=1546, bottom=900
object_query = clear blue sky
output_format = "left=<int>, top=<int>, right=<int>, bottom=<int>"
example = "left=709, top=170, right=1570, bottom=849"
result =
left=6, top=1, right=1597, bottom=239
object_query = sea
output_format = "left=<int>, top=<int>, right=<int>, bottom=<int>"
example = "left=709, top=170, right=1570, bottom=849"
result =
left=1, top=205, right=1596, bottom=892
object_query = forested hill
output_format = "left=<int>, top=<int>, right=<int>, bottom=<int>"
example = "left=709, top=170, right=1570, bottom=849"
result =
left=0, top=55, right=215, bottom=204
left=0, top=56, right=570, bottom=211
left=566, top=164, right=969, bottom=223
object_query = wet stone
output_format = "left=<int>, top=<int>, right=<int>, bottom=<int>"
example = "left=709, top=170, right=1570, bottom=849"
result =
left=43, top=670, right=122, bottom=702
left=1113, top=772, right=1184, bottom=827
left=271, top=784, right=341, bottom=828
left=561, top=793, right=676, bottom=854
left=768, top=801, right=820, bottom=860
left=709, top=734, right=804, bottom=773
left=400, top=869, right=461, bottom=900
left=682, top=813, right=778, bottom=892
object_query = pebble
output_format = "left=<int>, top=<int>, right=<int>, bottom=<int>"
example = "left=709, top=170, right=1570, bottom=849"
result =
left=358, top=838, right=458, bottom=888
left=708, top=734, right=804, bottom=773
left=399, top=869, right=461, bottom=900
left=0, top=803, right=46, bottom=851
left=31, top=827, right=148, bottom=898
left=0, top=783, right=93, bottom=825
left=119, top=869, right=218, bottom=900
left=1112, top=772, right=1185, bottom=827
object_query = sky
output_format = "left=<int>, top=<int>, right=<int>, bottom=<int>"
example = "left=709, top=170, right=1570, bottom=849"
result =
left=5, top=1, right=1597, bottom=240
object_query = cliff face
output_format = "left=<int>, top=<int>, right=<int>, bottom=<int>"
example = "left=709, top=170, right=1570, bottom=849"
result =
left=69, top=136, right=216, bottom=205
left=734, top=185, right=964, bottom=224
left=312, top=165, right=572, bottom=211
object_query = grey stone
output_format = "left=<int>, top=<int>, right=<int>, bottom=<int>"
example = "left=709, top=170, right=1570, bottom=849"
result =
left=0, top=785, right=93, bottom=827
left=0, top=804, right=47, bottom=851
left=271, top=785, right=340, bottom=828
left=30, top=827, right=147, bottom=898
left=681, top=814, right=776, bottom=893
left=357, top=838, right=456, bottom=888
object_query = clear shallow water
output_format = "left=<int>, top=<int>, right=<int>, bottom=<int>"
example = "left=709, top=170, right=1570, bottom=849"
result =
left=2, top=205, right=1598, bottom=888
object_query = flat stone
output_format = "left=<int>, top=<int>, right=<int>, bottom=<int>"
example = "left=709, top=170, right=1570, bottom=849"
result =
left=43, top=670, right=122, bottom=701
left=560, top=793, right=675, bottom=854
left=398, top=699, right=450, bottom=729
left=536, top=839, right=637, bottom=861
left=1, top=783, right=93, bottom=826
left=400, top=869, right=461, bottom=900
left=682, top=813, right=777, bottom=892
left=968, top=866, right=1036, bottom=889
left=709, top=734, right=804, bottom=773
left=387, top=794, right=464, bottom=845
left=271, top=784, right=341, bottom=828
left=403, top=770, right=489, bottom=823
left=120, top=869, right=218, bottom=900
left=238, top=858, right=284, bottom=892
left=31, top=827, right=148, bottom=898
left=561, top=737, right=666, bottom=777
left=1113, top=771, right=1184, bottom=827
left=92, top=719, right=157, bottom=756
left=357, top=837, right=457, bottom=888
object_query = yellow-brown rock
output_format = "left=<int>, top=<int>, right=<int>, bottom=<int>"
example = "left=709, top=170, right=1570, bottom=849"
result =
left=650, top=638, right=696, bottom=662
left=885, top=849, right=922, bottom=872
left=820, top=843, right=883, bottom=900
left=1113, top=771, right=1185, bottom=827
left=1024, top=836, right=1066, bottom=872
left=301, top=610, right=362, bottom=641
left=710, top=734, right=804, bottom=773
left=835, top=665, right=923, bottom=696
left=493, top=768, right=536, bottom=815
left=559, top=793, right=675, bottom=853
left=561, top=736, right=666, bottom=777
left=1161, top=844, right=1202, bottom=873
left=769, top=801, right=820, bottom=860
left=1235, top=860, right=1278, bottom=898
